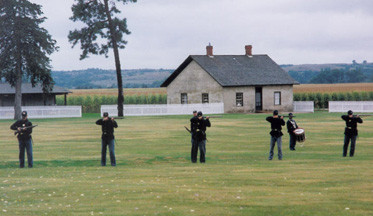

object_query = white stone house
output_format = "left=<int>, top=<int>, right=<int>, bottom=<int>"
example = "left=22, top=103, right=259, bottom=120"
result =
left=161, top=45, right=299, bottom=113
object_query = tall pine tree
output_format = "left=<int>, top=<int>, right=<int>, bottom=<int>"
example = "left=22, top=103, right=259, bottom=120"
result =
left=0, top=0, right=57, bottom=119
left=69, top=0, right=137, bottom=117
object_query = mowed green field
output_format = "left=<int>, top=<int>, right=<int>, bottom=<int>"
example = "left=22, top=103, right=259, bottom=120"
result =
left=0, top=113, right=372, bottom=216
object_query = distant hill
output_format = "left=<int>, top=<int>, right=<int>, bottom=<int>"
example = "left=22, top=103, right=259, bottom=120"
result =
left=52, top=68, right=173, bottom=89
left=281, top=61, right=373, bottom=84
left=51, top=61, right=373, bottom=89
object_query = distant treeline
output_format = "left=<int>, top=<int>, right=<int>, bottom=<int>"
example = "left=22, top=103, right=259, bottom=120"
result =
left=294, top=91, right=373, bottom=109
left=56, top=94, right=167, bottom=113
left=286, top=61, right=373, bottom=84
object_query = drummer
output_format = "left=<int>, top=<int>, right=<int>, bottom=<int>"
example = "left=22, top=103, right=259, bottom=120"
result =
left=286, top=113, right=298, bottom=151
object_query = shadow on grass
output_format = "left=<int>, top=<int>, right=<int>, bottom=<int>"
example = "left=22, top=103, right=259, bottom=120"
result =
left=0, top=156, right=192, bottom=169
left=0, top=159, right=125, bottom=169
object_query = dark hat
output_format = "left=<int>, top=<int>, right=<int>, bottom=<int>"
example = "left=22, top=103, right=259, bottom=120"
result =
left=197, top=111, right=203, bottom=117
left=21, top=111, right=27, bottom=117
left=348, top=110, right=353, bottom=115
left=273, top=110, right=278, bottom=116
left=288, top=113, right=293, bottom=116
left=103, top=112, right=109, bottom=117
left=193, top=110, right=197, bottom=113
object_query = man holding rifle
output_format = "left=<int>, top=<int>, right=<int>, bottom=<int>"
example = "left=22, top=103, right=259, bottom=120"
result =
left=96, top=112, right=118, bottom=166
left=10, top=111, right=34, bottom=168
left=190, top=111, right=211, bottom=163
left=341, top=110, right=363, bottom=157
left=266, top=110, right=285, bottom=160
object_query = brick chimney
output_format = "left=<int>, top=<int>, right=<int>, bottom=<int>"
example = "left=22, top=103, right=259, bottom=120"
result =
left=206, top=43, right=213, bottom=56
left=245, top=45, right=252, bottom=56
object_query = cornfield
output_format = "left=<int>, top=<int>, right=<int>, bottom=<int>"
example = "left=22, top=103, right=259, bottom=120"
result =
left=69, top=88, right=167, bottom=96
left=294, top=91, right=373, bottom=109
left=294, top=83, right=373, bottom=93
left=56, top=94, right=167, bottom=113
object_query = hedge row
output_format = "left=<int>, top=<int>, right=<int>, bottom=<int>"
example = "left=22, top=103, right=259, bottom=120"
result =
left=294, top=91, right=373, bottom=109
left=56, top=94, right=167, bottom=113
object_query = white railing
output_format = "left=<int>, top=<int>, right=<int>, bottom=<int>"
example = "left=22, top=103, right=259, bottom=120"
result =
left=293, top=101, right=314, bottom=113
left=329, top=101, right=373, bottom=113
left=101, top=103, right=224, bottom=116
left=0, top=106, right=82, bottom=119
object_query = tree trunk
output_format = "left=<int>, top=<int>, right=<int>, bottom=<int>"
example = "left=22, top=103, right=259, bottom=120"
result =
left=104, top=0, right=124, bottom=117
left=14, top=62, right=22, bottom=120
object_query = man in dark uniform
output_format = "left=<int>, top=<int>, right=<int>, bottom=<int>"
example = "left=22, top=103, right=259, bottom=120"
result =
left=286, top=113, right=298, bottom=151
left=96, top=112, right=118, bottom=166
left=190, top=110, right=198, bottom=163
left=266, top=110, right=285, bottom=160
left=190, top=111, right=211, bottom=163
left=10, top=111, right=33, bottom=168
left=341, top=110, right=363, bottom=157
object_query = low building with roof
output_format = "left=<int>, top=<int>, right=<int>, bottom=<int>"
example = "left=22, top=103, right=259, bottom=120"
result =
left=161, top=45, right=299, bottom=113
left=0, top=83, right=71, bottom=106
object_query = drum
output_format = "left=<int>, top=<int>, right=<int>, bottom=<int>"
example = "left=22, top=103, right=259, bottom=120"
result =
left=294, top=128, right=306, bottom=142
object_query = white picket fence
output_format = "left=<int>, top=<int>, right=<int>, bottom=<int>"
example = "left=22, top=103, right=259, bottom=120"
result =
left=293, top=101, right=314, bottom=113
left=0, top=106, right=82, bottom=119
left=329, top=101, right=373, bottom=113
left=101, top=103, right=224, bottom=116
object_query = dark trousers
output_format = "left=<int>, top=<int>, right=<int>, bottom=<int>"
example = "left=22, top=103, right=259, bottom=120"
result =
left=19, top=139, right=33, bottom=168
left=269, top=136, right=282, bottom=160
left=101, top=139, right=116, bottom=166
left=289, top=133, right=296, bottom=150
left=343, top=135, right=357, bottom=157
left=191, top=139, right=206, bottom=163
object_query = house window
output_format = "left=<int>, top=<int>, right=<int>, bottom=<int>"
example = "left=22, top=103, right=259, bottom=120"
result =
left=236, top=92, right=243, bottom=107
left=274, top=92, right=281, bottom=105
left=181, top=93, right=188, bottom=104
left=202, top=93, right=209, bottom=104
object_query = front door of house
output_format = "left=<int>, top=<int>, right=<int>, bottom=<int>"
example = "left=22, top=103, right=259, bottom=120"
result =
left=255, top=87, right=262, bottom=111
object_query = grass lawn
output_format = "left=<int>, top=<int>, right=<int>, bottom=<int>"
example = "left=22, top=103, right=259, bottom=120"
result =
left=0, top=112, right=372, bottom=215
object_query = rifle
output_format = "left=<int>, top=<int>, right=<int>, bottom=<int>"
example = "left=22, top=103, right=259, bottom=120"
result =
left=185, top=126, right=208, bottom=142
left=205, top=115, right=223, bottom=118
left=14, top=125, right=38, bottom=135
left=184, top=126, right=192, bottom=134
left=280, top=115, right=296, bottom=118
left=354, top=114, right=373, bottom=117
left=112, top=117, right=124, bottom=119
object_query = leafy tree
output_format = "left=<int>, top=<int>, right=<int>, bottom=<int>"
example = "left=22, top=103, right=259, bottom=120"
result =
left=345, top=69, right=366, bottom=83
left=68, top=0, right=136, bottom=116
left=309, top=69, right=345, bottom=84
left=0, top=0, right=57, bottom=119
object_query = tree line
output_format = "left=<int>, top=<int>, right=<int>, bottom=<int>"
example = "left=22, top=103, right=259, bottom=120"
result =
left=287, top=63, right=373, bottom=84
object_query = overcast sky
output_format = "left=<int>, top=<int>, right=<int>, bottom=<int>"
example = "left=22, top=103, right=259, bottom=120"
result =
left=29, top=0, right=373, bottom=70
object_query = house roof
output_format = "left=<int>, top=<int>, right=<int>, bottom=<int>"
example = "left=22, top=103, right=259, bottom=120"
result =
left=0, top=83, right=71, bottom=94
left=161, top=55, right=299, bottom=87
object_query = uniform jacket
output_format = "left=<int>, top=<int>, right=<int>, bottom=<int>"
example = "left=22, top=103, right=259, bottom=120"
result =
left=96, top=119, right=118, bottom=140
left=191, top=117, right=211, bottom=141
left=341, top=115, right=363, bottom=136
left=266, top=116, right=285, bottom=137
left=10, top=119, right=33, bottom=141
left=287, top=119, right=298, bottom=134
